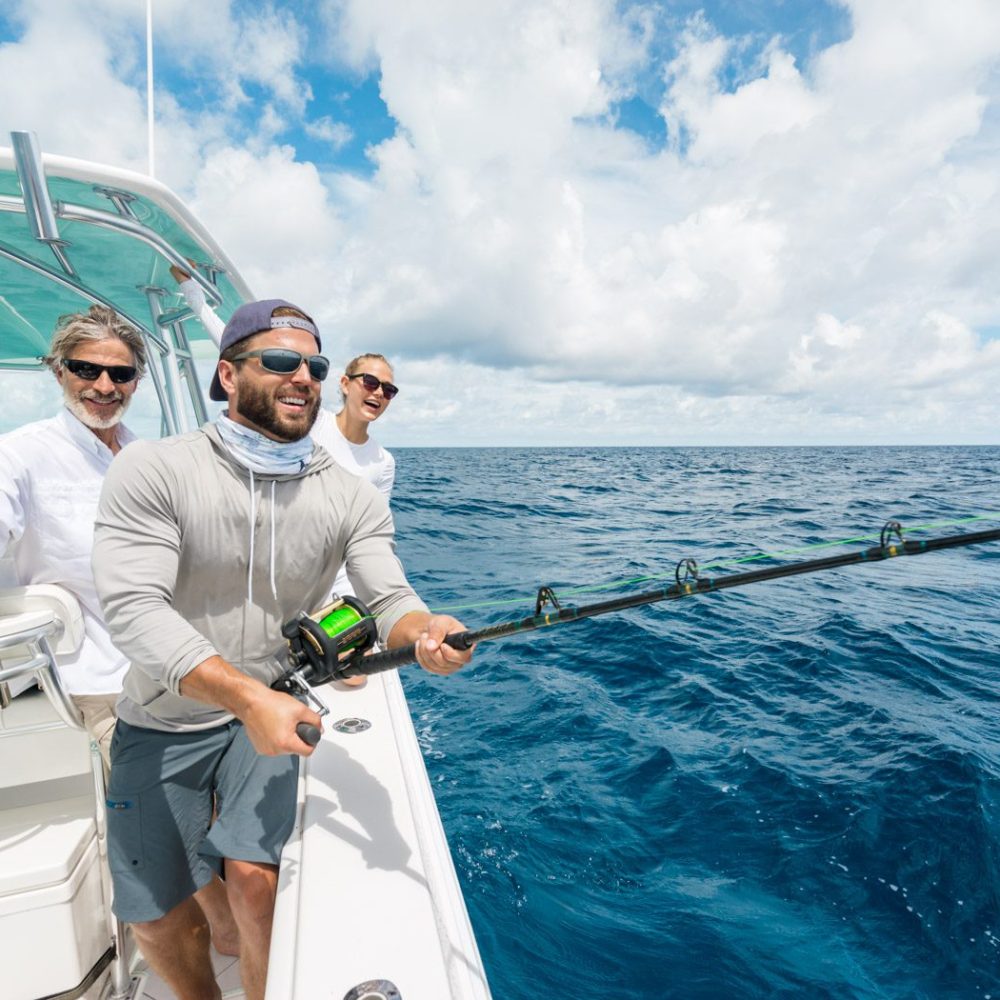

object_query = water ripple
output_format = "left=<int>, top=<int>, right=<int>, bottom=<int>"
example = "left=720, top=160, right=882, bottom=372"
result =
left=393, top=445, right=1000, bottom=999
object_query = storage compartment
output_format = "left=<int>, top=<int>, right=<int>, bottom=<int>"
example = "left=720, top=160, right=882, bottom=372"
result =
left=0, top=796, right=111, bottom=1000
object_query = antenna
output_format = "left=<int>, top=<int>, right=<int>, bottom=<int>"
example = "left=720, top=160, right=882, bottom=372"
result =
left=146, top=0, right=155, bottom=177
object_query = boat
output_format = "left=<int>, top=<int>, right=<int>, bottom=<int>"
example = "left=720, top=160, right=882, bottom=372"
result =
left=0, top=130, right=492, bottom=1000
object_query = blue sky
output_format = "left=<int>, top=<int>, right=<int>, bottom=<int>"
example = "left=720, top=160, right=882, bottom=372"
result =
left=1, top=1, right=998, bottom=445
left=130, top=1, right=852, bottom=174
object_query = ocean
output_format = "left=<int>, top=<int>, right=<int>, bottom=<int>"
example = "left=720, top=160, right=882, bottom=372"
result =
left=389, top=446, right=1000, bottom=1000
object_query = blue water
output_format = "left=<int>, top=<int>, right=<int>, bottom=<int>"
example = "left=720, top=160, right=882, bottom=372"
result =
left=390, top=446, right=1000, bottom=1000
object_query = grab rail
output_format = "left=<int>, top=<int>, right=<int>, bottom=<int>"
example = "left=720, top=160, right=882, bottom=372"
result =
left=0, top=613, right=83, bottom=730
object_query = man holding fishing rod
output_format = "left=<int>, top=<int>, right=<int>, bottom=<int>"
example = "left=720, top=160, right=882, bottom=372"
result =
left=92, top=299, right=473, bottom=1000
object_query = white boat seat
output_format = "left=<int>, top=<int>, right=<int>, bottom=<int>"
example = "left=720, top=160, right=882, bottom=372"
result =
left=0, top=585, right=84, bottom=726
left=0, top=586, right=114, bottom=999
left=0, top=584, right=85, bottom=656
left=0, top=795, right=97, bottom=895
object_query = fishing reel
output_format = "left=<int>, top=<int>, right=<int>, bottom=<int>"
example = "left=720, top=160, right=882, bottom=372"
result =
left=272, top=595, right=378, bottom=705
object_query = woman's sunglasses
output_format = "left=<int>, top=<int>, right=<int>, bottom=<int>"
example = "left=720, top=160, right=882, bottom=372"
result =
left=347, top=372, right=399, bottom=399
left=232, top=348, right=330, bottom=382
left=63, top=358, right=138, bottom=383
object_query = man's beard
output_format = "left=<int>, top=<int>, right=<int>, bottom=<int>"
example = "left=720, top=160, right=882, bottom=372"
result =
left=64, top=384, right=130, bottom=430
left=235, top=380, right=319, bottom=441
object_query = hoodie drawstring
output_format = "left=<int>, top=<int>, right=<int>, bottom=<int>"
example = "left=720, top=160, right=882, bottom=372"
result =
left=246, top=470, right=280, bottom=604
left=269, top=480, right=278, bottom=601
left=247, top=468, right=256, bottom=604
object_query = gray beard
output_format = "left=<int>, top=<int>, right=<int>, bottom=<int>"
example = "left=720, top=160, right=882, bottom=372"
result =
left=64, top=386, right=130, bottom=430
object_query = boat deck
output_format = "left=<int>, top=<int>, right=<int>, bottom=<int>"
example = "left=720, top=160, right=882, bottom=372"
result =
left=2, top=670, right=490, bottom=1000
left=137, top=947, right=244, bottom=1000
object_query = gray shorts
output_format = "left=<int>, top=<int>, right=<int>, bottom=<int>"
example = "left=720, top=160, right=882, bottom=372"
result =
left=106, top=718, right=299, bottom=923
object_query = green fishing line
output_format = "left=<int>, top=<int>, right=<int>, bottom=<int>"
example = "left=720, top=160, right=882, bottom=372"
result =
left=427, top=511, right=1000, bottom=617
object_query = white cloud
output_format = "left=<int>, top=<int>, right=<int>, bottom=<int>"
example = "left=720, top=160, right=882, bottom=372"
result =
left=189, top=144, right=343, bottom=302
left=663, top=34, right=825, bottom=162
left=0, top=9, right=150, bottom=171
left=304, top=116, right=353, bottom=149
left=234, top=7, right=311, bottom=115
left=1, top=0, right=999, bottom=444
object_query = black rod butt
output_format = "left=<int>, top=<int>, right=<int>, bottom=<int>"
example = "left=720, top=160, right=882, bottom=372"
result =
left=296, top=723, right=322, bottom=747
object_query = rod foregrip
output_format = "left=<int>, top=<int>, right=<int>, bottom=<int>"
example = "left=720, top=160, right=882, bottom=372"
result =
left=347, top=630, right=475, bottom=675
left=446, top=630, right=476, bottom=650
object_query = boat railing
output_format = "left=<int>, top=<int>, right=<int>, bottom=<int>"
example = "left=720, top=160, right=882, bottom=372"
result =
left=0, top=609, right=83, bottom=729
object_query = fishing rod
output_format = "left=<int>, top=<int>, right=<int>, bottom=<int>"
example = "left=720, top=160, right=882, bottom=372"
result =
left=274, top=521, right=1000, bottom=746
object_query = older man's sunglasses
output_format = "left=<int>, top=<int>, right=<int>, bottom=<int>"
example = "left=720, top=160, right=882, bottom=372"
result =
left=347, top=372, right=399, bottom=399
left=232, top=348, right=330, bottom=382
left=63, top=358, right=138, bottom=383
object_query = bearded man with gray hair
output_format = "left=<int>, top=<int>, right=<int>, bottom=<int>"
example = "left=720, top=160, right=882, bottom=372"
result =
left=0, top=304, right=146, bottom=756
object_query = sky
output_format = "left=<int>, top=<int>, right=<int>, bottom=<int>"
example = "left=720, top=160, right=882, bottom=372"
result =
left=1, top=0, right=998, bottom=446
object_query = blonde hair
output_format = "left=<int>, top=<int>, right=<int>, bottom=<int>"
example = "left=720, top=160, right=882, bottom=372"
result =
left=341, top=353, right=393, bottom=403
left=345, top=353, right=392, bottom=377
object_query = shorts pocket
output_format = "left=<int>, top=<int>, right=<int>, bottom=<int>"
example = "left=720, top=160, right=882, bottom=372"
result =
left=106, top=792, right=145, bottom=872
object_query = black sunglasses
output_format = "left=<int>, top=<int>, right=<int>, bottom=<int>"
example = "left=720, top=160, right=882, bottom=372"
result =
left=63, top=358, right=138, bottom=383
left=232, top=348, right=330, bottom=382
left=347, top=372, right=399, bottom=399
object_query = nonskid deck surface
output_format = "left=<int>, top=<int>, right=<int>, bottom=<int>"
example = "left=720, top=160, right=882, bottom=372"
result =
left=135, top=947, right=244, bottom=1000
left=268, top=669, right=492, bottom=1000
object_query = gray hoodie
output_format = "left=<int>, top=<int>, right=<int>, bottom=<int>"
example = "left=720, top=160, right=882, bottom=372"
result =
left=93, top=423, right=427, bottom=732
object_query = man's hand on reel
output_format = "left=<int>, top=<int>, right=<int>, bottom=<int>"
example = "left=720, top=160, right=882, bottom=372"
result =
left=242, top=685, right=324, bottom=757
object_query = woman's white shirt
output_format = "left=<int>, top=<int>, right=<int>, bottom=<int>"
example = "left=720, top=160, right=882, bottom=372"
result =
left=178, top=278, right=226, bottom=346
left=310, top=409, right=395, bottom=598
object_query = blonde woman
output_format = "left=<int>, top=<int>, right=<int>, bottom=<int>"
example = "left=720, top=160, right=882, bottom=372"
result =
left=312, top=353, right=397, bottom=500
left=311, top=355, right=398, bottom=685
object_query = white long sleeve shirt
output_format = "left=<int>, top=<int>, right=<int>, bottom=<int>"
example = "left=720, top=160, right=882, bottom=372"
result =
left=0, top=408, right=136, bottom=694
left=178, top=277, right=226, bottom=346
left=311, top=410, right=395, bottom=600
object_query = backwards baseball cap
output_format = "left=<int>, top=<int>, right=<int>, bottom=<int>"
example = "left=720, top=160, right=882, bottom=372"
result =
left=209, top=299, right=321, bottom=401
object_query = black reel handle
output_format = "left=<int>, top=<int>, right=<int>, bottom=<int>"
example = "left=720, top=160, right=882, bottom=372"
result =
left=296, top=722, right=322, bottom=747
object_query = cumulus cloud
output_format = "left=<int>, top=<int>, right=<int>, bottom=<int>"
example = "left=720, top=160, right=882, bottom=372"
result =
left=305, top=0, right=1000, bottom=444
left=0, top=6, right=151, bottom=171
left=304, top=115, right=353, bottom=149
left=1, top=0, right=999, bottom=444
left=189, top=143, right=343, bottom=300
